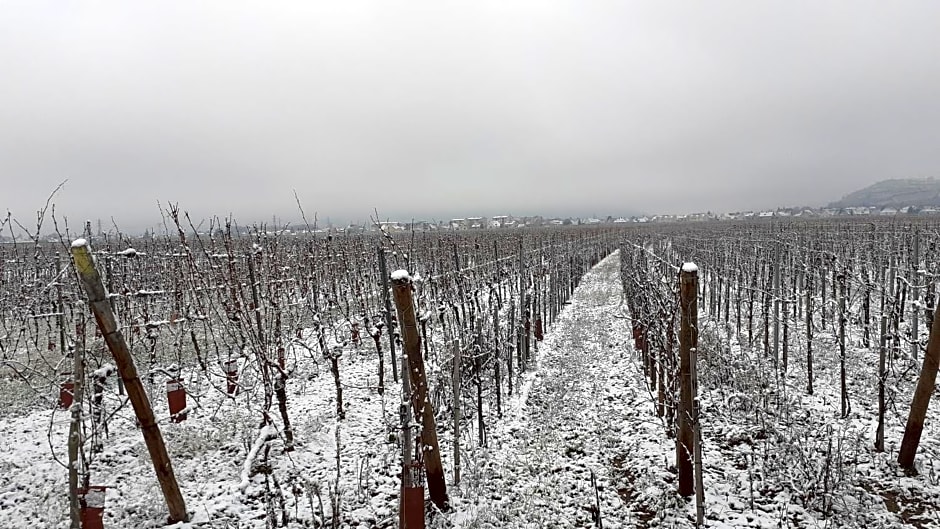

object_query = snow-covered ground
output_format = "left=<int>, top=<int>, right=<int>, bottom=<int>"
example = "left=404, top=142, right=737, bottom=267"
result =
left=2, top=251, right=938, bottom=527
left=452, top=249, right=646, bottom=527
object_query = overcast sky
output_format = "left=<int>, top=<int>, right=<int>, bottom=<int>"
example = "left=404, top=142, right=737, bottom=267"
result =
left=3, top=2, right=939, bottom=232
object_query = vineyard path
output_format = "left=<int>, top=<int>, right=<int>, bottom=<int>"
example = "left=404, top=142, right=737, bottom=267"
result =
left=456, top=250, right=674, bottom=528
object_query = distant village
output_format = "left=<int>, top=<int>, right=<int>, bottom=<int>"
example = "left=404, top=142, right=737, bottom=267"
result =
left=349, top=204, right=940, bottom=233
left=5, top=205, right=940, bottom=243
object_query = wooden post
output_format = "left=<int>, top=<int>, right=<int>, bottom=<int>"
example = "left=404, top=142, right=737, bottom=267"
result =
left=508, top=301, right=515, bottom=396
left=378, top=248, right=399, bottom=382
left=400, top=331, right=415, bottom=528
left=782, top=296, right=789, bottom=374
left=773, top=253, right=781, bottom=369
left=693, top=398, right=705, bottom=526
left=863, top=269, right=872, bottom=349
left=911, top=231, right=921, bottom=360
left=735, top=266, right=742, bottom=337
left=820, top=259, right=827, bottom=331
left=518, top=238, right=524, bottom=302
left=451, top=324, right=461, bottom=486
left=876, top=305, right=888, bottom=452
left=898, top=296, right=940, bottom=469
left=838, top=270, right=850, bottom=418
left=70, top=239, right=189, bottom=523
left=523, top=293, right=532, bottom=365
left=805, top=271, right=814, bottom=395
left=493, top=292, right=502, bottom=418
left=68, top=313, right=85, bottom=529
left=887, top=259, right=897, bottom=371
left=246, top=256, right=274, bottom=411
left=56, top=253, right=67, bottom=354
left=678, top=263, right=698, bottom=497
left=391, top=270, right=449, bottom=510
left=748, top=263, right=755, bottom=347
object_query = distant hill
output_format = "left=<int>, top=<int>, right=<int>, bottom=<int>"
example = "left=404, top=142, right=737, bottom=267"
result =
left=829, top=178, right=940, bottom=208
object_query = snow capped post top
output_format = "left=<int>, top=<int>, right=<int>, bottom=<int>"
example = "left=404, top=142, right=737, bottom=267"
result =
left=390, top=269, right=411, bottom=283
left=70, top=238, right=97, bottom=278
left=681, top=262, right=698, bottom=274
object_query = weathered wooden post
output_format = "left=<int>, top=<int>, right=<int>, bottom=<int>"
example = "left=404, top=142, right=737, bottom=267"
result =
left=68, top=315, right=85, bottom=529
left=911, top=230, right=921, bottom=361
left=451, top=323, right=461, bottom=486
left=378, top=247, right=399, bottom=382
left=838, top=269, right=850, bottom=418
left=772, top=252, right=780, bottom=369
left=56, top=253, right=67, bottom=354
left=678, top=262, right=698, bottom=497
left=898, top=295, right=940, bottom=469
left=391, top=269, right=449, bottom=511
left=523, top=293, right=532, bottom=365
left=876, top=306, right=888, bottom=452
left=399, top=333, right=418, bottom=529
left=693, top=398, right=705, bottom=526
left=805, top=270, right=814, bottom=395
left=70, top=239, right=189, bottom=523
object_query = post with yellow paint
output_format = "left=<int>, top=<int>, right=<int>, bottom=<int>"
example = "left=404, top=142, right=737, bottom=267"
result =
left=70, top=238, right=189, bottom=523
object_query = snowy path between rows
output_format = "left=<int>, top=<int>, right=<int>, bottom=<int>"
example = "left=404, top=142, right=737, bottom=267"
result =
left=456, top=250, right=671, bottom=528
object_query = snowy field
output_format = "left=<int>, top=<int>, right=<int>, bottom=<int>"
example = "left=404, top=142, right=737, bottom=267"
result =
left=2, top=251, right=939, bottom=528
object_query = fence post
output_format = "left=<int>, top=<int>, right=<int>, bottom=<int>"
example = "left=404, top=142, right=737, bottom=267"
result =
left=678, top=263, right=698, bottom=497
left=391, top=270, right=449, bottom=511
left=379, top=247, right=399, bottom=382
left=693, top=398, right=705, bottom=525
left=67, top=314, right=85, bottom=529
left=898, top=298, right=940, bottom=469
left=70, top=239, right=189, bottom=523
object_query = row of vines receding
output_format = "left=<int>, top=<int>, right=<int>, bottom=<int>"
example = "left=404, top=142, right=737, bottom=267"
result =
left=1, top=207, right=617, bottom=527
left=620, top=217, right=940, bottom=528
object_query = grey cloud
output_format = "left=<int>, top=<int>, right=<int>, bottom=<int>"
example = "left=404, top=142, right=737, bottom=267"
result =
left=2, top=1, right=939, bottom=231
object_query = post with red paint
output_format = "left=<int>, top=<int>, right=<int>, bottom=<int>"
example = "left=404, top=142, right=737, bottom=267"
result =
left=166, top=378, right=187, bottom=422
left=59, top=371, right=74, bottom=409
left=402, top=486, right=425, bottom=529
left=224, top=359, right=239, bottom=395
left=402, top=462, right=425, bottom=529
left=79, top=485, right=106, bottom=529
